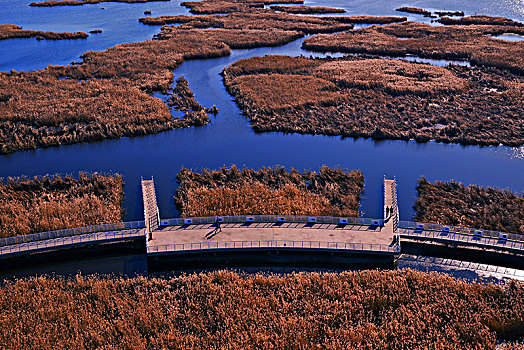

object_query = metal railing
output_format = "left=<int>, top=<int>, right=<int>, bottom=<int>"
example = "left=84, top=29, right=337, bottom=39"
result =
left=159, top=215, right=384, bottom=227
left=0, top=229, right=144, bottom=256
left=148, top=240, right=400, bottom=254
left=399, top=221, right=524, bottom=242
left=399, top=228, right=524, bottom=252
left=0, top=221, right=145, bottom=247
left=391, top=179, right=399, bottom=233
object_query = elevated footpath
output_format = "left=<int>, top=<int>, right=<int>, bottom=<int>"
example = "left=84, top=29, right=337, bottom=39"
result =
left=0, top=176, right=523, bottom=275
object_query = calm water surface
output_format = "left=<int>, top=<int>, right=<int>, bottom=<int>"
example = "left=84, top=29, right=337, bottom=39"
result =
left=0, top=0, right=523, bottom=221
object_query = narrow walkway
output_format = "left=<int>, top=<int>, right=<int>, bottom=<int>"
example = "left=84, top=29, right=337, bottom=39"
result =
left=383, top=178, right=398, bottom=236
left=0, top=229, right=145, bottom=256
left=141, top=177, right=159, bottom=239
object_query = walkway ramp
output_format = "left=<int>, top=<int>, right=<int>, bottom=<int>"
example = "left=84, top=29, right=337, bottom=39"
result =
left=141, top=177, right=159, bottom=240
left=383, top=178, right=399, bottom=237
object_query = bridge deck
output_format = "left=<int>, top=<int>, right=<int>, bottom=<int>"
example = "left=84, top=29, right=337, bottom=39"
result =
left=149, top=222, right=395, bottom=249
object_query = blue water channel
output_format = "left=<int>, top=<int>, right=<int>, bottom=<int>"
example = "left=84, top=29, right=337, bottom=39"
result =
left=0, top=0, right=523, bottom=222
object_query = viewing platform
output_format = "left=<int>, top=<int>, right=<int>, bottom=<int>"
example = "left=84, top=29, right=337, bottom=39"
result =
left=146, top=215, right=399, bottom=271
left=148, top=216, right=396, bottom=254
left=145, top=178, right=401, bottom=271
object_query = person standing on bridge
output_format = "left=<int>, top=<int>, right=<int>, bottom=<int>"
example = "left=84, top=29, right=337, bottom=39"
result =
left=215, top=217, right=222, bottom=233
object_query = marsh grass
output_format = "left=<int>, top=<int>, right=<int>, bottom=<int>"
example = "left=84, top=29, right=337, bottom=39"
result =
left=0, top=24, right=87, bottom=41
left=414, top=178, right=524, bottom=234
left=181, top=0, right=303, bottom=14
left=0, top=270, right=522, bottom=348
left=0, top=28, right=303, bottom=154
left=438, top=15, right=524, bottom=26
left=141, top=11, right=353, bottom=33
left=303, top=21, right=524, bottom=75
left=29, top=0, right=169, bottom=6
left=223, top=55, right=524, bottom=146
left=270, top=5, right=345, bottom=14
left=0, top=173, right=123, bottom=238
left=396, top=7, right=432, bottom=16
left=174, top=165, right=364, bottom=217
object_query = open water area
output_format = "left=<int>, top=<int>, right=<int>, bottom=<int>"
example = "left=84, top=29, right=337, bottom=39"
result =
left=0, top=0, right=523, bottom=224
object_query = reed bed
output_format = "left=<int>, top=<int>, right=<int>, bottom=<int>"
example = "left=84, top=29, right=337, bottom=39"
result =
left=414, top=178, right=524, bottom=235
left=0, top=270, right=522, bottom=349
left=181, top=0, right=303, bottom=14
left=435, top=11, right=464, bottom=17
left=0, top=24, right=87, bottom=41
left=438, top=15, right=524, bottom=26
left=29, top=0, right=169, bottom=7
left=330, top=15, right=407, bottom=24
left=302, top=21, right=524, bottom=75
left=140, top=12, right=353, bottom=34
left=0, top=28, right=303, bottom=154
left=270, top=5, right=345, bottom=14
left=174, top=165, right=364, bottom=218
left=167, top=76, right=218, bottom=124
left=0, top=173, right=123, bottom=238
left=223, top=55, right=524, bottom=146
left=396, top=6, right=432, bottom=16
left=141, top=12, right=407, bottom=28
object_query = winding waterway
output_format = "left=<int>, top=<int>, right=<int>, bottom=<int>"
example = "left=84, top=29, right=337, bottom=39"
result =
left=1, top=0, right=523, bottom=223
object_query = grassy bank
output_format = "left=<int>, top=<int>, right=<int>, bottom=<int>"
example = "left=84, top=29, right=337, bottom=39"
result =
left=0, top=270, right=522, bottom=349
left=414, top=178, right=524, bottom=234
left=222, top=55, right=524, bottom=146
left=0, top=173, right=123, bottom=238
left=174, top=165, right=364, bottom=217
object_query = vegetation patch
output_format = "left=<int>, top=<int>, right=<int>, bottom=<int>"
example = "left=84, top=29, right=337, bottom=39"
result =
left=435, top=11, right=464, bottom=17
left=223, top=55, right=524, bottom=146
left=0, top=28, right=304, bottom=154
left=174, top=165, right=364, bottom=217
left=0, top=173, right=123, bottom=238
left=29, top=0, right=169, bottom=7
left=438, top=15, right=524, bottom=26
left=302, top=21, right=524, bottom=75
left=270, top=5, right=346, bottom=14
left=414, top=178, right=524, bottom=234
left=140, top=11, right=353, bottom=33
left=180, top=0, right=303, bottom=14
left=0, top=270, right=523, bottom=348
left=396, top=6, right=432, bottom=16
left=141, top=12, right=406, bottom=27
left=0, top=24, right=87, bottom=41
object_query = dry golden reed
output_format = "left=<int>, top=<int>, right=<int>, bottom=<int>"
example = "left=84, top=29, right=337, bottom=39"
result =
left=222, top=55, right=524, bottom=146
left=175, top=165, right=364, bottom=218
left=0, top=270, right=522, bottom=349
left=0, top=173, right=124, bottom=238
left=29, top=0, right=168, bottom=7
left=303, top=21, right=524, bottom=75
left=0, top=28, right=302, bottom=154
left=0, top=24, right=87, bottom=40
left=414, top=177, right=524, bottom=234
